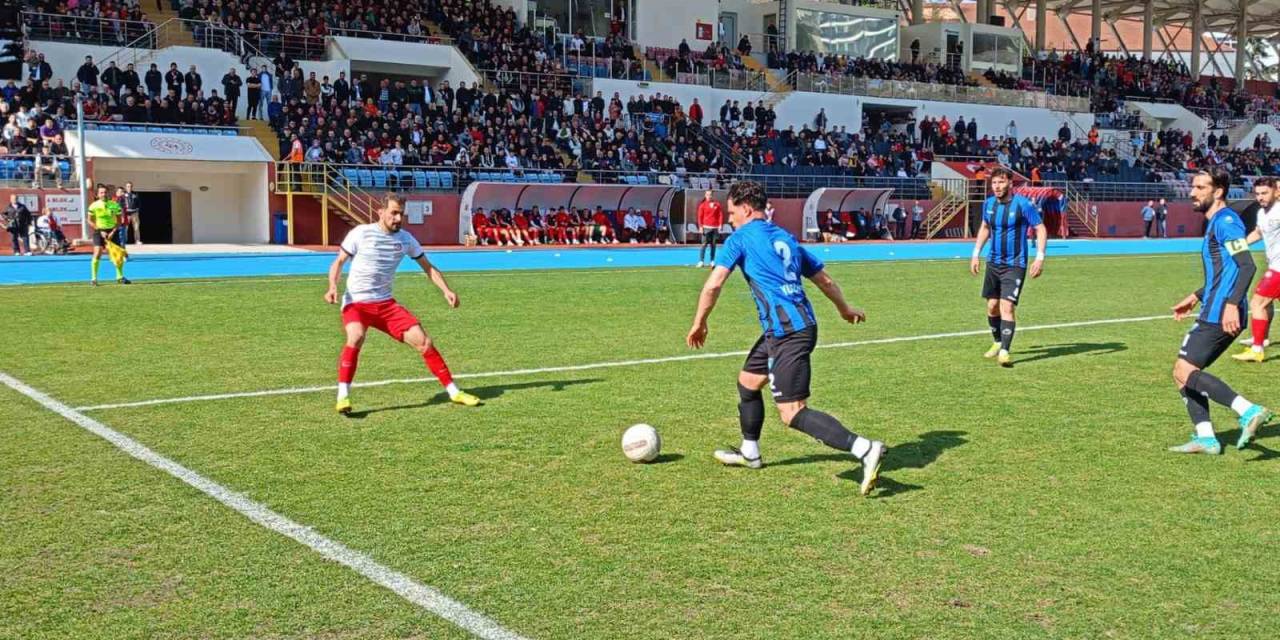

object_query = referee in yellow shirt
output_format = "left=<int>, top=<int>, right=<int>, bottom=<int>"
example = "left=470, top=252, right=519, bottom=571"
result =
left=88, top=183, right=130, bottom=285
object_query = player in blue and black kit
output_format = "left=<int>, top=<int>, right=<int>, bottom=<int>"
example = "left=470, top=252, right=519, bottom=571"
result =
left=969, top=168, right=1048, bottom=367
left=686, top=180, right=886, bottom=496
left=1169, top=168, right=1272, bottom=454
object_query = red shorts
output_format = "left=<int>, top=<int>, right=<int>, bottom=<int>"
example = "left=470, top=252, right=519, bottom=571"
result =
left=1258, top=268, right=1280, bottom=299
left=341, top=299, right=420, bottom=342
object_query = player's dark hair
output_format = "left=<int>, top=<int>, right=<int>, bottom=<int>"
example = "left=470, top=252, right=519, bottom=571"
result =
left=727, top=180, right=767, bottom=212
left=989, top=167, right=1014, bottom=182
left=1197, top=168, right=1231, bottom=199
left=1255, top=177, right=1277, bottom=189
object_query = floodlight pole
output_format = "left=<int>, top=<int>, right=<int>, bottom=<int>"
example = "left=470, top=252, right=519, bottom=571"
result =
left=75, top=94, right=88, bottom=238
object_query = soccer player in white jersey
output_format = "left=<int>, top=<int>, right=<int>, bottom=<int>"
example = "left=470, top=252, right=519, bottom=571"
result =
left=1232, top=177, right=1280, bottom=363
left=325, top=194, right=480, bottom=414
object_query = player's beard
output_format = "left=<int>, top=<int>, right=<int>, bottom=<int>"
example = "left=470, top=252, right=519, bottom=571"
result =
left=1192, top=196, right=1211, bottom=213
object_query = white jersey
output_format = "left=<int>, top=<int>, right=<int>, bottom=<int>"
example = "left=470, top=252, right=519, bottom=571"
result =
left=339, top=224, right=425, bottom=306
left=1258, top=202, right=1280, bottom=270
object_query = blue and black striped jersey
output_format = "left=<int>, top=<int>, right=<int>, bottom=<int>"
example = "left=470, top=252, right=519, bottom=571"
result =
left=982, top=194, right=1043, bottom=268
left=715, top=220, right=824, bottom=337
left=1198, top=208, right=1254, bottom=325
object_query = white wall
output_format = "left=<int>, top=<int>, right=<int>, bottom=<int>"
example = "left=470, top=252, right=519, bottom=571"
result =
left=633, top=0, right=720, bottom=50
left=326, top=36, right=477, bottom=86
left=592, top=77, right=1092, bottom=141
left=94, top=159, right=268, bottom=243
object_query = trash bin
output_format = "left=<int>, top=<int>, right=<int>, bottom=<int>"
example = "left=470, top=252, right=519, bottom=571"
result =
left=271, top=212, right=288, bottom=244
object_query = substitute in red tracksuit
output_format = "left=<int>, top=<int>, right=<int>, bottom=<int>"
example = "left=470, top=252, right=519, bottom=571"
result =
left=591, top=207, right=618, bottom=244
left=696, top=190, right=724, bottom=267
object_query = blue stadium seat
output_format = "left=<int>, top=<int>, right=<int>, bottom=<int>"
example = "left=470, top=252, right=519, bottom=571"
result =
left=357, top=169, right=373, bottom=188
left=341, top=168, right=359, bottom=186
left=440, top=172, right=454, bottom=189
left=501, top=172, right=516, bottom=183
left=637, top=175, right=650, bottom=185
left=398, top=170, right=413, bottom=188
left=371, top=170, right=388, bottom=188
left=0, top=159, right=14, bottom=179
left=427, top=171, right=442, bottom=189
left=162, top=127, right=181, bottom=134
left=413, top=170, right=428, bottom=189
left=58, top=160, right=71, bottom=180
left=146, top=126, right=164, bottom=133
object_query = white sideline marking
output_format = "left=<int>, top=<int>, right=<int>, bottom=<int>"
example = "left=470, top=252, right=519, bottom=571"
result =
left=74, top=314, right=1170, bottom=413
left=0, top=372, right=529, bottom=640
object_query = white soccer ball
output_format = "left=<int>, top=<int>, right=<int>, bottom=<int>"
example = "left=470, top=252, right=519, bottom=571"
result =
left=621, top=424, right=661, bottom=463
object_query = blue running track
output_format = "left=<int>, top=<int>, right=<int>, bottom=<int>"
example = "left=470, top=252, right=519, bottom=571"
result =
left=0, top=239, right=1204, bottom=286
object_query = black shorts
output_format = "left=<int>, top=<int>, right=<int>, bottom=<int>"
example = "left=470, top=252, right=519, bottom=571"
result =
left=91, top=229, right=115, bottom=247
left=982, top=264, right=1027, bottom=305
left=743, top=326, right=817, bottom=403
left=1178, top=321, right=1237, bottom=369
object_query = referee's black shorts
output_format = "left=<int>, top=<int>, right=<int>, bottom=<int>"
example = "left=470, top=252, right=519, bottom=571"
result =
left=743, top=326, right=817, bottom=403
left=91, top=228, right=115, bottom=247
left=982, top=263, right=1026, bottom=306
left=1178, top=321, right=1237, bottom=369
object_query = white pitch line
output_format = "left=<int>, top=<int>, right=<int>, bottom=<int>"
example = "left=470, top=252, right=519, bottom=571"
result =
left=74, top=314, right=1171, bottom=413
left=0, top=372, right=529, bottom=640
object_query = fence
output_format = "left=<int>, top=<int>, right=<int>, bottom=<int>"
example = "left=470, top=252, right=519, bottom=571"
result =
left=792, top=74, right=1090, bottom=112
left=22, top=12, right=155, bottom=49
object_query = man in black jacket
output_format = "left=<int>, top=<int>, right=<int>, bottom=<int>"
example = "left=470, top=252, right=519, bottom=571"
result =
left=184, top=65, right=202, bottom=98
left=3, top=194, right=32, bottom=256
left=122, top=63, right=141, bottom=94
left=145, top=63, right=162, bottom=97
left=165, top=62, right=183, bottom=97
left=333, top=71, right=350, bottom=104
left=28, top=53, right=53, bottom=88
left=221, top=67, right=242, bottom=114
left=76, top=56, right=99, bottom=91
left=101, top=60, right=124, bottom=95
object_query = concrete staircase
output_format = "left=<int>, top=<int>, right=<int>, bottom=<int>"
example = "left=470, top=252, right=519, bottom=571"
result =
left=138, top=7, right=196, bottom=48
left=244, top=120, right=281, bottom=160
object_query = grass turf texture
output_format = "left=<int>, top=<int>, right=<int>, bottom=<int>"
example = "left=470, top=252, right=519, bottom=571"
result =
left=3, top=254, right=1280, bottom=639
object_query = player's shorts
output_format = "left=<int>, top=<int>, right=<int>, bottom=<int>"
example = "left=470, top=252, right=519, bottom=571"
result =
left=982, top=264, right=1027, bottom=305
left=742, top=326, right=817, bottom=403
left=91, top=228, right=115, bottom=247
left=341, top=299, right=421, bottom=342
left=1257, top=268, right=1280, bottom=299
left=1178, top=321, right=1237, bottom=368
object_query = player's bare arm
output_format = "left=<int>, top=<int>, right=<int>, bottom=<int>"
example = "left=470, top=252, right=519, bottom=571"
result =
left=325, top=249, right=352, bottom=304
left=1029, top=223, right=1048, bottom=278
left=414, top=254, right=459, bottom=308
left=970, top=222, right=990, bottom=275
left=687, top=265, right=732, bottom=349
left=808, top=270, right=865, bottom=324
left=1172, top=292, right=1199, bottom=321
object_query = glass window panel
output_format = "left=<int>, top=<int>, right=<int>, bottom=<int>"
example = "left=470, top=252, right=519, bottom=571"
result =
left=795, top=9, right=898, bottom=61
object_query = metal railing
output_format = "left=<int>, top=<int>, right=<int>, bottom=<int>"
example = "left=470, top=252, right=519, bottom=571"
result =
left=791, top=73, right=1091, bottom=112
left=1041, top=179, right=1183, bottom=202
left=0, top=154, right=79, bottom=188
left=22, top=11, right=155, bottom=48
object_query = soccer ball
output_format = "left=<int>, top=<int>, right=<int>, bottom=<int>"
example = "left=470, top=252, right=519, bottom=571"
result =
left=621, top=424, right=661, bottom=463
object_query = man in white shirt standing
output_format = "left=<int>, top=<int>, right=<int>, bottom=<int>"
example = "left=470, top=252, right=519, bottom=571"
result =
left=1233, top=177, right=1280, bottom=362
left=325, top=194, right=481, bottom=414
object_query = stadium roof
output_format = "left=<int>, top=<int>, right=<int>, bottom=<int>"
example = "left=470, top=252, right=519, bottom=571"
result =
left=1011, top=0, right=1280, bottom=40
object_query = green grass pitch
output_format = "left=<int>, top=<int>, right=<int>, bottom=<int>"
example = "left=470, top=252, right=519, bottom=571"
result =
left=3, top=253, right=1280, bottom=639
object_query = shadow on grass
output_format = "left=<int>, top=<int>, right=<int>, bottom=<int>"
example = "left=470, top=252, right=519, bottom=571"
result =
left=770, top=430, right=969, bottom=498
left=345, top=378, right=603, bottom=418
left=1012, top=342, right=1128, bottom=366
left=649, top=453, right=685, bottom=464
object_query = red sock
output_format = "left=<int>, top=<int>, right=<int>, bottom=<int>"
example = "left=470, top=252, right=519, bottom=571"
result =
left=338, top=346, right=360, bottom=383
left=422, top=347, right=454, bottom=387
left=1253, top=317, right=1270, bottom=348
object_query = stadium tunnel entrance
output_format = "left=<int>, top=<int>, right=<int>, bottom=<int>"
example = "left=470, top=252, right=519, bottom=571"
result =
left=457, top=182, right=677, bottom=244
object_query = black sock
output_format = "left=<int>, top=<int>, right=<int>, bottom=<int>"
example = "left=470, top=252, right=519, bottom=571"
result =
left=789, top=407, right=857, bottom=453
left=1268, top=303, right=1274, bottom=327
left=737, top=383, right=764, bottom=444
left=1185, top=370, right=1239, bottom=408
left=987, top=315, right=1001, bottom=343
left=999, top=320, right=1017, bottom=351
left=1182, top=388, right=1211, bottom=426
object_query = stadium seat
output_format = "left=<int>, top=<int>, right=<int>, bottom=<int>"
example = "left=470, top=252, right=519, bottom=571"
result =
left=440, top=172, right=454, bottom=188
left=398, top=170, right=413, bottom=189
left=427, top=171, right=442, bottom=189
left=342, top=168, right=360, bottom=186
left=371, top=170, right=388, bottom=188
left=357, top=169, right=373, bottom=188
left=413, top=171, right=428, bottom=189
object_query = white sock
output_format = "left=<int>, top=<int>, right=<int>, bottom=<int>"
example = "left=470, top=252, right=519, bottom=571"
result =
left=337, top=383, right=350, bottom=400
left=445, top=382, right=461, bottom=398
left=1194, top=421, right=1216, bottom=439
left=740, top=439, right=760, bottom=460
left=1253, top=344, right=1265, bottom=353
left=851, top=436, right=872, bottom=459
left=1230, top=396, right=1255, bottom=417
